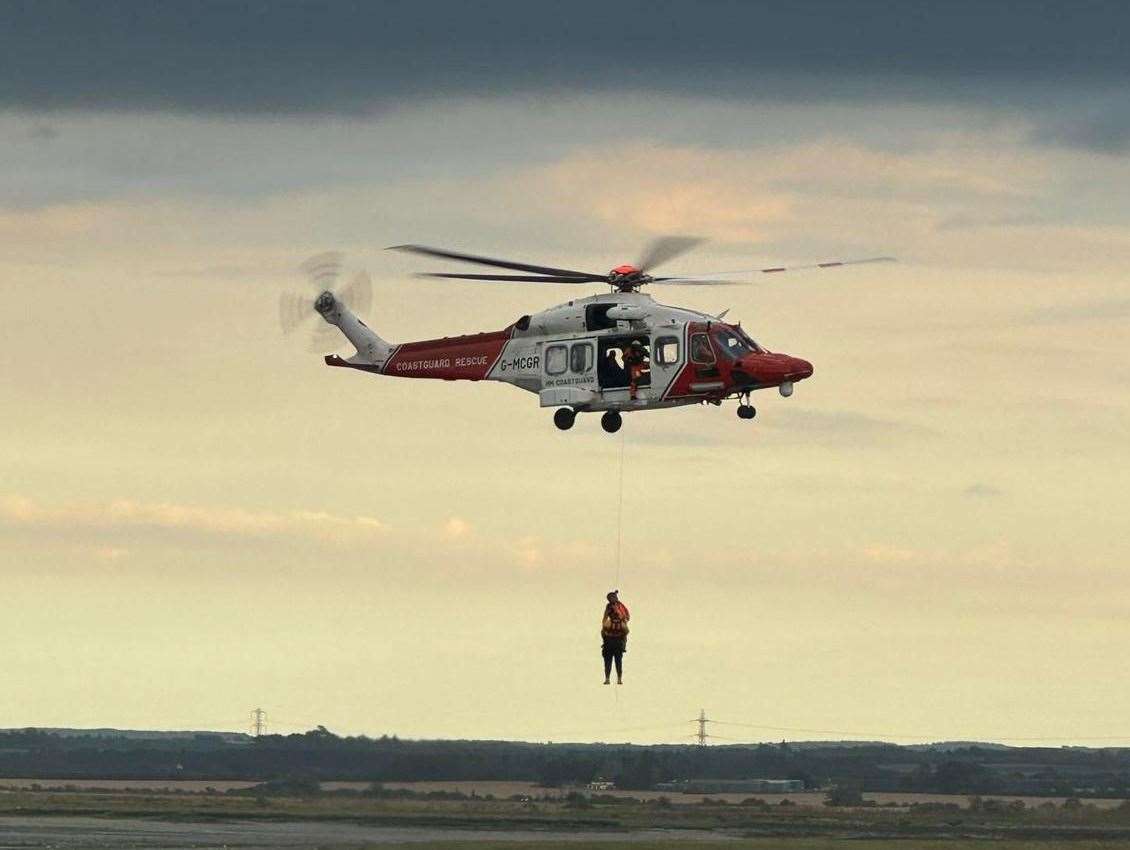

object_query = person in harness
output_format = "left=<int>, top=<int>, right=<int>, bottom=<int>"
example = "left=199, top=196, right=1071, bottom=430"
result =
left=601, top=590, right=630, bottom=685
left=623, top=340, right=648, bottom=400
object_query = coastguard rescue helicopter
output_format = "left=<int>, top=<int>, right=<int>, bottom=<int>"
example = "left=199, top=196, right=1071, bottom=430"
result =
left=280, top=238, right=893, bottom=432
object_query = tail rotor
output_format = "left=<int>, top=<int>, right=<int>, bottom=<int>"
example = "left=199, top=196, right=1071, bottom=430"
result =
left=279, top=252, right=373, bottom=353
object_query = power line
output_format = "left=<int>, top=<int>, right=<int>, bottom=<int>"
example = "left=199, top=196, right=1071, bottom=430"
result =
left=249, top=708, right=266, bottom=737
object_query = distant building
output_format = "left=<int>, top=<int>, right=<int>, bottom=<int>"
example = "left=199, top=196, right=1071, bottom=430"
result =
left=586, top=779, right=615, bottom=791
left=655, top=778, right=805, bottom=794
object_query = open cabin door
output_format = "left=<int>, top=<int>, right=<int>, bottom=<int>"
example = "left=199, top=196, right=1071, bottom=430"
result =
left=596, top=335, right=653, bottom=400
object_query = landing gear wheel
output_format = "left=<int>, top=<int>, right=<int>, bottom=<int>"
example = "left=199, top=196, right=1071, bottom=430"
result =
left=601, top=410, right=623, bottom=433
left=737, top=404, right=757, bottom=420
left=553, top=408, right=576, bottom=431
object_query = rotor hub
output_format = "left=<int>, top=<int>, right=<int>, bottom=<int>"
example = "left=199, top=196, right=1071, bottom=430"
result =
left=607, top=264, right=653, bottom=291
left=314, top=290, right=336, bottom=314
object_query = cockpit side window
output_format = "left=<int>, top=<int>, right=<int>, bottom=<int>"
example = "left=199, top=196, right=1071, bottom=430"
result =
left=690, top=333, right=715, bottom=364
left=734, top=326, right=765, bottom=353
left=713, top=330, right=752, bottom=360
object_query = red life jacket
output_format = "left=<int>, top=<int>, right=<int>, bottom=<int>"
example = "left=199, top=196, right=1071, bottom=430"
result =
left=602, top=602, right=630, bottom=637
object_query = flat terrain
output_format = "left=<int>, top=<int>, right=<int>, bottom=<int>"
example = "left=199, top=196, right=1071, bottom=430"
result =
left=2, top=779, right=1124, bottom=809
left=4, top=785, right=1130, bottom=847
left=4, top=818, right=1130, bottom=849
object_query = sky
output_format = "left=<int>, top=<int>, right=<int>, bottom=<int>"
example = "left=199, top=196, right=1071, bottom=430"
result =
left=1, top=1, right=1129, bottom=747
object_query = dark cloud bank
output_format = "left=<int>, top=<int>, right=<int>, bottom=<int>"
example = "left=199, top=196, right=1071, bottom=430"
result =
left=4, top=0, right=1129, bottom=127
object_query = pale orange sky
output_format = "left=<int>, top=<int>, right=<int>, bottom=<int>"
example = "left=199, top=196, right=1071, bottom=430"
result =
left=1, top=91, right=1128, bottom=745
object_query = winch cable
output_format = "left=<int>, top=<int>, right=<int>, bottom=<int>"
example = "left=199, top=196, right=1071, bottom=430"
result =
left=615, top=426, right=626, bottom=588
left=613, top=427, right=627, bottom=705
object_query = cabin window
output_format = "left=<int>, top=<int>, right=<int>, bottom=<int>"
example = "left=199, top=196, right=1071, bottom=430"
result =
left=570, top=342, right=594, bottom=373
left=546, top=344, right=568, bottom=375
left=654, top=336, right=680, bottom=365
left=690, top=333, right=715, bottom=364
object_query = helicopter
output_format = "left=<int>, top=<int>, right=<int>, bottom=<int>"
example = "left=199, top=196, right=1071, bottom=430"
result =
left=280, top=238, right=893, bottom=432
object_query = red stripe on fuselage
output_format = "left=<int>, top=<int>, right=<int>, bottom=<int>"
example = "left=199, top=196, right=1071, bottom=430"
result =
left=382, top=327, right=512, bottom=381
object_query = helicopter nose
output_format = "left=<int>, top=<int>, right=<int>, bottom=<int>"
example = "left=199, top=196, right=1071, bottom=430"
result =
left=790, top=357, right=814, bottom=380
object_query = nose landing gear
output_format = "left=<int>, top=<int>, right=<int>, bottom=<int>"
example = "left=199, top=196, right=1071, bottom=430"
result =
left=736, top=391, right=756, bottom=420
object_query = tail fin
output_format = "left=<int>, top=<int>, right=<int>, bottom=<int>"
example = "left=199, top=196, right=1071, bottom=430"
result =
left=317, top=294, right=393, bottom=368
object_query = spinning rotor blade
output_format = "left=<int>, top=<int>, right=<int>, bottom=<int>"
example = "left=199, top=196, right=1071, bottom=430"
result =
left=279, top=290, right=314, bottom=334
left=337, top=270, right=372, bottom=317
left=389, top=244, right=604, bottom=281
left=636, top=235, right=705, bottom=273
left=417, top=272, right=599, bottom=284
left=654, top=255, right=897, bottom=284
left=280, top=253, right=371, bottom=353
left=306, top=321, right=342, bottom=353
left=299, top=251, right=345, bottom=291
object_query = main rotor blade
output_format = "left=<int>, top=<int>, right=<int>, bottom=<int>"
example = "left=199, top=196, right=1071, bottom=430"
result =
left=636, top=236, right=705, bottom=273
left=648, top=278, right=749, bottom=286
left=417, top=272, right=599, bottom=284
left=655, top=256, right=897, bottom=283
left=390, top=244, right=604, bottom=280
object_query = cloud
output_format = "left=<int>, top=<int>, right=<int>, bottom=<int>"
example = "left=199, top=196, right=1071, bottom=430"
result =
left=91, top=545, right=129, bottom=562
left=510, top=536, right=544, bottom=569
left=1033, top=104, right=1130, bottom=154
left=964, top=483, right=1003, bottom=498
left=861, top=544, right=919, bottom=564
left=0, top=494, right=387, bottom=547
left=4, top=2, right=1130, bottom=116
left=1024, top=298, right=1130, bottom=325
left=760, top=407, right=932, bottom=446
left=442, top=516, right=473, bottom=539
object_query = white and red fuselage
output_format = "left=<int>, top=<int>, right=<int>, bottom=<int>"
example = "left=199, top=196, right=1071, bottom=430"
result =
left=318, top=289, right=813, bottom=417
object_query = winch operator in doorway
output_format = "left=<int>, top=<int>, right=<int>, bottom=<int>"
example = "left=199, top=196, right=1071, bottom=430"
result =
left=601, top=590, right=630, bottom=685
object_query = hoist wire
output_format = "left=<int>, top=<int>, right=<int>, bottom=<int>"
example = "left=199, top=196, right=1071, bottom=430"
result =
left=615, top=427, right=626, bottom=587
left=613, top=429, right=627, bottom=706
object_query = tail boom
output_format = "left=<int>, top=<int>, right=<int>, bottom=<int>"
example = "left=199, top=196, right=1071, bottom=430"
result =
left=375, top=328, right=513, bottom=380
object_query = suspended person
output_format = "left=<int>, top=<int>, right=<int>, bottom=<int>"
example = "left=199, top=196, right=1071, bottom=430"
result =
left=601, top=590, right=630, bottom=685
left=623, top=340, right=648, bottom=400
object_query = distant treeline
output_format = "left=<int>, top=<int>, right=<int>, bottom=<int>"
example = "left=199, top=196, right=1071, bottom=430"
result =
left=2, top=727, right=1129, bottom=797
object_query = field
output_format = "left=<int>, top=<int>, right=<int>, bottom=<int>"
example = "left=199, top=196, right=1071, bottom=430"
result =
left=4, top=783, right=1130, bottom=847
left=3, top=778, right=1126, bottom=809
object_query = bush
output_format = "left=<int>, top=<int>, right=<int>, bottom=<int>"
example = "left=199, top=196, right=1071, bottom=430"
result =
left=825, top=782, right=864, bottom=807
left=563, top=791, right=592, bottom=809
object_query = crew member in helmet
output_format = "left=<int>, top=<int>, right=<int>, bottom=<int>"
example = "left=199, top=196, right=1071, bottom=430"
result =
left=599, top=348, right=626, bottom=387
left=623, top=340, right=648, bottom=400
left=601, top=590, right=630, bottom=685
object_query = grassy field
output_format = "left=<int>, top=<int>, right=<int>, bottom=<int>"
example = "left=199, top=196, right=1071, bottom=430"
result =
left=4, top=786, right=1130, bottom=844
left=362, top=843, right=1130, bottom=850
